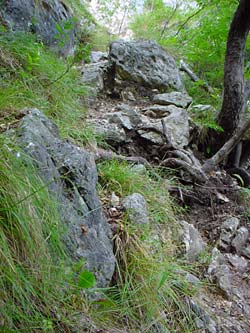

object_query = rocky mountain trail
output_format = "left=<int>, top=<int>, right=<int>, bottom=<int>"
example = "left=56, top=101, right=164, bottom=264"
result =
left=81, top=39, right=250, bottom=333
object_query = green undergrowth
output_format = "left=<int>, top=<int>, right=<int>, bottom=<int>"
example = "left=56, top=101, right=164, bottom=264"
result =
left=0, top=30, right=95, bottom=145
left=96, top=160, right=201, bottom=332
left=0, top=137, right=91, bottom=331
left=98, top=160, right=178, bottom=224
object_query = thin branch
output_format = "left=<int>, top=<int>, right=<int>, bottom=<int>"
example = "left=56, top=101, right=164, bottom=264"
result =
left=175, top=7, right=204, bottom=36
left=179, top=60, right=214, bottom=93
left=203, top=117, right=250, bottom=172
left=160, top=4, right=179, bottom=40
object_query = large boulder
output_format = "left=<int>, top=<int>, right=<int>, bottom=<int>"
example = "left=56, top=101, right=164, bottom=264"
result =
left=0, top=0, right=78, bottom=55
left=17, top=109, right=115, bottom=287
left=109, top=40, right=184, bottom=91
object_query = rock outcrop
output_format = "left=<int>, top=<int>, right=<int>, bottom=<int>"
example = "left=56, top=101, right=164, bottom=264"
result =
left=0, top=0, right=78, bottom=55
left=87, top=93, right=191, bottom=158
left=109, top=40, right=184, bottom=91
left=18, top=109, right=115, bottom=287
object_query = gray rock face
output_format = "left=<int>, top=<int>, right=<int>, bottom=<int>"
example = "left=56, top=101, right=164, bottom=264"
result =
left=87, top=118, right=127, bottom=146
left=225, top=254, right=248, bottom=272
left=122, top=193, right=149, bottom=225
left=219, top=217, right=240, bottom=251
left=88, top=101, right=190, bottom=150
left=179, top=221, right=206, bottom=262
left=153, top=92, right=192, bottom=108
left=139, top=104, right=190, bottom=147
left=109, top=40, right=184, bottom=91
left=18, top=109, right=115, bottom=287
left=207, top=248, right=232, bottom=298
left=0, top=0, right=78, bottom=56
left=82, top=61, right=109, bottom=97
left=90, top=51, right=108, bottom=63
left=231, top=227, right=249, bottom=255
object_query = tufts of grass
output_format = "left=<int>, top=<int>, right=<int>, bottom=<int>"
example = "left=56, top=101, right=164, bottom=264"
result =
left=0, top=136, right=87, bottom=331
left=97, top=160, right=178, bottom=225
left=93, top=225, right=198, bottom=333
left=95, top=159, right=198, bottom=332
left=0, top=31, right=95, bottom=145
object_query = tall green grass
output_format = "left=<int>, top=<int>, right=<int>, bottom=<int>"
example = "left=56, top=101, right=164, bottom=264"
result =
left=0, top=137, right=85, bottom=331
left=96, top=160, right=199, bottom=332
left=0, top=31, right=91, bottom=144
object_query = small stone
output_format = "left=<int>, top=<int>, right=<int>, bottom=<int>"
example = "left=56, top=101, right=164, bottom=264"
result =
left=122, top=193, right=149, bottom=225
left=215, top=264, right=232, bottom=298
left=242, top=245, right=250, bottom=258
left=110, top=192, right=120, bottom=207
left=219, top=217, right=240, bottom=251
left=107, top=112, right=133, bottom=130
left=179, top=221, right=206, bottom=262
left=225, top=254, right=248, bottom=272
left=207, top=248, right=226, bottom=275
left=131, top=164, right=146, bottom=175
left=153, top=91, right=192, bottom=108
left=231, top=227, right=249, bottom=254
left=185, top=272, right=201, bottom=286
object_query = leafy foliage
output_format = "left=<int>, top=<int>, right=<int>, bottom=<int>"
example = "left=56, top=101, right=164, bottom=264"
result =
left=79, top=271, right=96, bottom=289
left=131, top=0, right=238, bottom=88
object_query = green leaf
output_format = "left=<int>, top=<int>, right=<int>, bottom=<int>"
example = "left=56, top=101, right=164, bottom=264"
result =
left=55, top=22, right=63, bottom=34
left=78, top=270, right=96, bottom=288
left=157, top=271, right=169, bottom=290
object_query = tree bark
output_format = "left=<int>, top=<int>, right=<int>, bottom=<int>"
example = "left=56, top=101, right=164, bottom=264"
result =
left=214, top=0, right=250, bottom=149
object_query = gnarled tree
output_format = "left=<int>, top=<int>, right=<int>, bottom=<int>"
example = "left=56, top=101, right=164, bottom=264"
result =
left=213, top=0, right=250, bottom=151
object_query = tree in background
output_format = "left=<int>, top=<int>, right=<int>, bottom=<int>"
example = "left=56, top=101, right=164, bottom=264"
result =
left=215, top=0, right=250, bottom=149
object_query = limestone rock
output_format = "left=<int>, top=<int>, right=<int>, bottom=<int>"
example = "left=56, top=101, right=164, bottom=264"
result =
left=231, top=227, right=249, bottom=255
left=207, top=248, right=232, bottom=299
left=138, top=106, right=190, bottom=147
left=88, top=119, right=127, bottom=145
left=153, top=91, right=192, bottom=108
left=219, top=217, right=240, bottom=251
left=107, top=112, right=134, bottom=130
left=81, top=61, right=109, bottom=97
left=225, top=254, right=248, bottom=272
left=0, top=0, right=78, bottom=56
left=122, top=193, right=149, bottom=225
left=109, top=40, right=184, bottom=91
left=90, top=51, right=108, bottom=63
left=18, top=109, right=115, bottom=287
left=179, top=221, right=206, bottom=262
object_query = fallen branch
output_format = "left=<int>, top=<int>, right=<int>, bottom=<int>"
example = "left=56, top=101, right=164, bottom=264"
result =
left=179, top=60, right=214, bottom=93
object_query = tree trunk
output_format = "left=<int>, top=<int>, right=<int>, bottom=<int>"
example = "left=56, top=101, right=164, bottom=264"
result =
left=212, top=0, right=250, bottom=151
